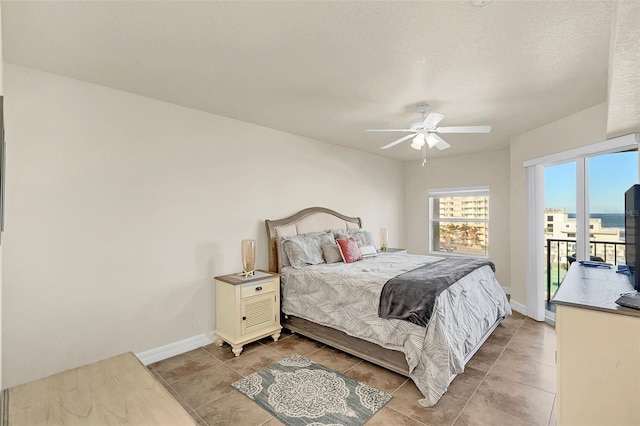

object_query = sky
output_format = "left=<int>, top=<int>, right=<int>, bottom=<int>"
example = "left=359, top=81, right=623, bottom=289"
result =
left=544, top=151, right=638, bottom=213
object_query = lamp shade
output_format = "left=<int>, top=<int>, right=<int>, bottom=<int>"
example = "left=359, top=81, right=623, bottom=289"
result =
left=410, top=133, right=426, bottom=150
left=380, top=228, right=388, bottom=250
left=426, top=134, right=439, bottom=148
left=241, top=239, right=256, bottom=277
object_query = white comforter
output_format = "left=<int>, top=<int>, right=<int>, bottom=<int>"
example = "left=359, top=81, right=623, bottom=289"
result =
left=280, top=252, right=511, bottom=406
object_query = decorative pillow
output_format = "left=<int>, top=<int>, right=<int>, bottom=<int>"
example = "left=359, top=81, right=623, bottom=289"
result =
left=277, top=236, right=291, bottom=269
left=359, top=245, right=378, bottom=258
left=283, top=232, right=336, bottom=268
left=322, top=244, right=343, bottom=264
left=336, top=237, right=363, bottom=264
left=332, top=229, right=376, bottom=249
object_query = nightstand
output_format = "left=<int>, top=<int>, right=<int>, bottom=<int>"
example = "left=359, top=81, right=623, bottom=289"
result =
left=214, top=270, right=282, bottom=356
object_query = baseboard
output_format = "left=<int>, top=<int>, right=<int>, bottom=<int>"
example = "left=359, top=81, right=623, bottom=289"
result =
left=502, top=286, right=511, bottom=295
left=135, top=333, right=214, bottom=366
left=510, top=299, right=527, bottom=316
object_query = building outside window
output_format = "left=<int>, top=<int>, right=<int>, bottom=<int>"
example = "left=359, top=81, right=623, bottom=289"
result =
left=429, top=187, right=489, bottom=257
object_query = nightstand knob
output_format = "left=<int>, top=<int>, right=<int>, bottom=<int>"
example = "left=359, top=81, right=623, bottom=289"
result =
left=255, top=286, right=263, bottom=291
left=242, top=316, right=247, bottom=321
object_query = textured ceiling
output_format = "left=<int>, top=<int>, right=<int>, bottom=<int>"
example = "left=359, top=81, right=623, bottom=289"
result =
left=2, top=1, right=614, bottom=161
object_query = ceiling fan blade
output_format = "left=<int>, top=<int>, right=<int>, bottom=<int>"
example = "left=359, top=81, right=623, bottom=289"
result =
left=380, top=133, right=416, bottom=150
left=365, top=129, right=414, bottom=133
left=435, top=125, right=491, bottom=134
left=430, top=134, right=451, bottom=150
left=422, top=113, right=445, bottom=128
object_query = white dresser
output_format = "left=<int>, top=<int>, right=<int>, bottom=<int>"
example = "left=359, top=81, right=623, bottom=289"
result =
left=551, top=263, right=640, bottom=426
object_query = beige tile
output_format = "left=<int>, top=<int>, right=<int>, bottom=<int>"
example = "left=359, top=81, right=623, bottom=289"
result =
left=267, top=333, right=325, bottom=356
left=454, top=397, right=535, bottom=426
left=387, top=379, right=468, bottom=425
left=504, top=338, right=556, bottom=368
left=142, top=308, right=558, bottom=426
left=415, top=391, right=470, bottom=425
left=306, top=346, right=362, bottom=373
left=490, top=321, right=520, bottom=341
left=465, top=340, right=505, bottom=372
left=365, top=406, right=426, bottom=425
left=511, top=310, right=527, bottom=320
left=387, top=379, right=428, bottom=420
left=261, top=327, right=295, bottom=343
left=511, top=320, right=556, bottom=348
left=202, top=339, right=264, bottom=361
left=150, top=348, right=221, bottom=384
left=171, top=364, right=243, bottom=410
left=196, top=390, right=272, bottom=426
left=224, top=346, right=286, bottom=377
left=470, top=375, right=555, bottom=425
left=484, top=329, right=513, bottom=347
left=491, top=349, right=556, bottom=394
left=447, top=366, right=486, bottom=400
left=343, top=360, right=408, bottom=394
left=501, top=312, right=526, bottom=329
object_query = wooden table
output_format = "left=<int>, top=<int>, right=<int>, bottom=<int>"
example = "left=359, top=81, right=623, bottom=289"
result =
left=3, top=352, right=195, bottom=425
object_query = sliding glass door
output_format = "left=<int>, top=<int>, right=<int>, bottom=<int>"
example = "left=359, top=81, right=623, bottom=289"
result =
left=587, top=151, right=637, bottom=265
left=526, top=135, right=639, bottom=321
left=544, top=162, right=576, bottom=303
left=542, top=149, right=637, bottom=311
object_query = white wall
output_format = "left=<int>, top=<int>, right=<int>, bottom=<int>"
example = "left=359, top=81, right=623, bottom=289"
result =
left=404, top=149, right=511, bottom=288
left=2, top=64, right=405, bottom=388
left=509, top=103, right=608, bottom=308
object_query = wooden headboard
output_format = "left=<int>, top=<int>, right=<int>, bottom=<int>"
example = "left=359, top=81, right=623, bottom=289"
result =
left=264, top=207, right=362, bottom=273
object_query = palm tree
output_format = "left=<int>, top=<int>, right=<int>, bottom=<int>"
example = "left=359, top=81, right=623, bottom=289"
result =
left=444, top=223, right=461, bottom=244
left=459, top=223, right=471, bottom=246
left=467, top=226, right=481, bottom=247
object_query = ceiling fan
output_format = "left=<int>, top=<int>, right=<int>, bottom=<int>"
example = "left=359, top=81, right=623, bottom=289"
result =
left=366, top=104, right=491, bottom=152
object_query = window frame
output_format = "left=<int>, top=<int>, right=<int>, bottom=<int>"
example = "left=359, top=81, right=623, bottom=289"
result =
left=428, top=186, right=490, bottom=258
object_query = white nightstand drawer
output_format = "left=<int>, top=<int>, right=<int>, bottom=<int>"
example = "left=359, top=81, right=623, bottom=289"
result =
left=241, top=279, right=276, bottom=299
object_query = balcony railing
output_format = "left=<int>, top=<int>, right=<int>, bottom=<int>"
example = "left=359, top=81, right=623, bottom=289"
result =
left=546, top=239, right=626, bottom=302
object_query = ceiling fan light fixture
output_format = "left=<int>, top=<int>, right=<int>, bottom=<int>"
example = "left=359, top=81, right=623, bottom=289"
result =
left=410, top=133, right=426, bottom=150
left=426, top=134, right=439, bottom=149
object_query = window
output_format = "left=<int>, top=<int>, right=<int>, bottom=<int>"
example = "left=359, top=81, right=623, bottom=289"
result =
left=429, top=187, right=489, bottom=257
left=547, top=215, right=554, bottom=221
left=547, top=224, right=554, bottom=232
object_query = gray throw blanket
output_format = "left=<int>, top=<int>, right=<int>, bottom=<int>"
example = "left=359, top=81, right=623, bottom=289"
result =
left=378, top=257, right=495, bottom=327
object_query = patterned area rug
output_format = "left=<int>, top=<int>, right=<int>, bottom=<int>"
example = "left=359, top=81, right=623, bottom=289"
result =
left=231, top=354, right=392, bottom=426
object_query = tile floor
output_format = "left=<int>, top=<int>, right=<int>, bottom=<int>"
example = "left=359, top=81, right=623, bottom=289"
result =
left=148, top=311, right=557, bottom=426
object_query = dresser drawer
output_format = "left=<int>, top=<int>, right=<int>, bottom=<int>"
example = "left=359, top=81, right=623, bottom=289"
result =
left=241, top=279, right=276, bottom=299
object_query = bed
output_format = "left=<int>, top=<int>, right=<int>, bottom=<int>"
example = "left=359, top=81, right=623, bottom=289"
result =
left=265, top=207, right=511, bottom=407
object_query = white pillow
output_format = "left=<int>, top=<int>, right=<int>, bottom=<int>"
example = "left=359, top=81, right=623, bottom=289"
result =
left=359, top=245, right=378, bottom=257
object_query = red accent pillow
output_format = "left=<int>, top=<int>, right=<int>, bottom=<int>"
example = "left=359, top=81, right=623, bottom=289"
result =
left=336, top=237, right=363, bottom=263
